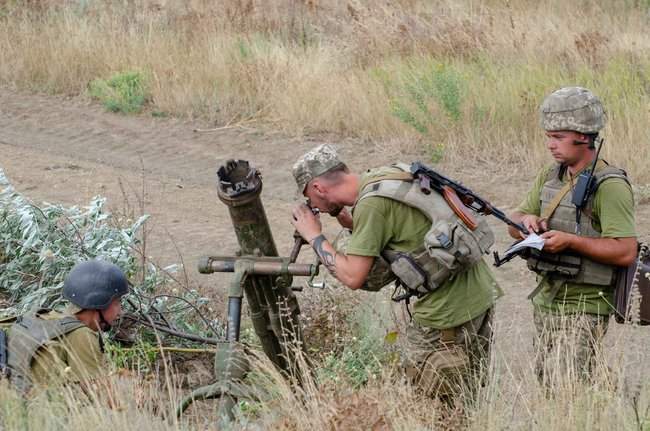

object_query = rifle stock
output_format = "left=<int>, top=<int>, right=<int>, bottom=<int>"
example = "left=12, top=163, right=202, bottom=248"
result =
left=410, top=162, right=529, bottom=235
left=441, top=186, right=478, bottom=230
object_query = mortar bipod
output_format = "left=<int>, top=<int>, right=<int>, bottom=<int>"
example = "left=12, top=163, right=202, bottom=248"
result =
left=177, top=159, right=322, bottom=423
left=176, top=256, right=319, bottom=422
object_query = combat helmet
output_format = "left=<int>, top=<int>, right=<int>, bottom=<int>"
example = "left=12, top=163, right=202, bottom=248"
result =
left=540, top=86, right=605, bottom=134
left=63, top=260, right=129, bottom=310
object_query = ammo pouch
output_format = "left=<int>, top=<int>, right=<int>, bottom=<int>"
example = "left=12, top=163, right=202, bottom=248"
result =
left=354, top=163, right=495, bottom=299
left=526, top=249, right=614, bottom=286
left=361, top=255, right=397, bottom=292
left=425, top=219, right=493, bottom=272
left=383, top=251, right=430, bottom=296
left=384, top=218, right=494, bottom=297
left=526, top=249, right=581, bottom=278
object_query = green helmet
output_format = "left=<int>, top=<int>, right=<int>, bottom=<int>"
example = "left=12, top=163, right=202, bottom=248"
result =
left=63, top=260, right=129, bottom=310
left=539, top=87, right=605, bottom=134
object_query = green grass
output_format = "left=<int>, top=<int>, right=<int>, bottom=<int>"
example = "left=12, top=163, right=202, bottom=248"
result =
left=386, top=61, right=463, bottom=136
left=89, top=71, right=150, bottom=114
left=105, top=339, right=159, bottom=373
left=318, top=295, right=394, bottom=388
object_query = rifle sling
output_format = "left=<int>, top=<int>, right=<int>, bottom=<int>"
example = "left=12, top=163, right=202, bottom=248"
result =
left=527, top=277, right=565, bottom=300
left=541, top=160, right=607, bottom=221
left=360, top=171, right=480, bottom=231
left=540, top=181, right=572, bottom=221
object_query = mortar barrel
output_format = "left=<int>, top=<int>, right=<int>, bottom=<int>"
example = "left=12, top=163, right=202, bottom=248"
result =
left=216, top=159, right=278, bottom=256
left=226, top=297, right=242, bottom=341
left=214, top=160, right=305, bottom=373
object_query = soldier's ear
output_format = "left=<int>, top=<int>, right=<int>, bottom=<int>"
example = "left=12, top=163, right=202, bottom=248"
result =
left=311, top=180, right=326, bottom=195
left=572, top=134, right=590, bottom=146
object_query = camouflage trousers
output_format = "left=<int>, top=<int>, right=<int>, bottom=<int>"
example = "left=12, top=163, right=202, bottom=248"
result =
left=533, top=309, right=609, bottom=387
left=401, top=308, right=493, bottom=401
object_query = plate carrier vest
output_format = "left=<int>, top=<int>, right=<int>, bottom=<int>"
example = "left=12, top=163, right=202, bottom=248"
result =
left=6, top=310, right=86, bottom=393
left=526, top=162, right=630, bottom=287
left=353, top=163, right=495, bottom=297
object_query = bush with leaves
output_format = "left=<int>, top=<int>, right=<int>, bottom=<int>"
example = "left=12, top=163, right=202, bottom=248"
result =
left=89, top=71, right=150, bottom=114
left=0, top=168, right=221, bottom=345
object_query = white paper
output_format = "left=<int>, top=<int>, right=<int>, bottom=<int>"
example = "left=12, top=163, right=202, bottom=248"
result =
left=503, top=233, right=545, bottom=257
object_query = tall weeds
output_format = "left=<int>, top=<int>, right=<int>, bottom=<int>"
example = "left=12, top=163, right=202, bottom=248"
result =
left=236, top=305, right=650, bottom=430
left=0, top=0, right=648, bottom=178
left=0, top=290, right=647, bottom=429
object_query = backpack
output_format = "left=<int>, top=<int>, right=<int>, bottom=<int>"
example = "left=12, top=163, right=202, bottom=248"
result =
left=615, top=243, right=650, bottom=325
left=6, top=310, right=86, bottom=393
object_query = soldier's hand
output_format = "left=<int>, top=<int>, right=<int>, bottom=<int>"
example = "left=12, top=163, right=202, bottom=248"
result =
left=291, top=203, right=322, bottom=241
left=541, top=230, right=574, bottom=253
left=520, top=215, right=548, bottom=237
left=335, top=207, right=353, bottom=229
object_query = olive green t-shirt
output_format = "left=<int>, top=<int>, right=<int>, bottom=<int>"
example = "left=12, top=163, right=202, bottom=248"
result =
left=347, top=166, right=502, bottom=329
left=517, top=163, right=636, bottom=315
left=30, top=311, right=105, bottom=388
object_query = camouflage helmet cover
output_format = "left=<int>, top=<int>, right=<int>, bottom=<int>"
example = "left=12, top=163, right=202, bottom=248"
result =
left=63, top=260, right=129, bottom=310
left=540, top=86, right=605, bottom=134
left=292, top=144, right=346, bottom=193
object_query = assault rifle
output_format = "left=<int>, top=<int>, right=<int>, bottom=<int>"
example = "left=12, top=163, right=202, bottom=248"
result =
left=409, top=162, right=529, bottom=235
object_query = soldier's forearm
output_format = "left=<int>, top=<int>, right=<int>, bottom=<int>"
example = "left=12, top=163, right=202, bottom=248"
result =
left=309, top=234, right=372, bottom=289
left=569, top=235, right=637, bottom=267
left=310, top=234, right=337, bottom=276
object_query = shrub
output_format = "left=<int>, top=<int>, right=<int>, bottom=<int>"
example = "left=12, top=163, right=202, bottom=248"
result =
left=0, top=168, right=217, bottom=345
left=89, top=71, right=150, bottom=114
left=386, top=61, right=464, bottom=154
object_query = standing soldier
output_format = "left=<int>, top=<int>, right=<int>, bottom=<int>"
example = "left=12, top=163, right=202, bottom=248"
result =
left=508, top=87, right=637, bottom=385
left=290, top=144, right=502, bottom=403
left=5, top=260, right=128, bottom=393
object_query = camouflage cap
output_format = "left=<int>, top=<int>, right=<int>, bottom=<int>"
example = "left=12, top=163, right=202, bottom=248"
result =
left=292, top=144, right=346, bottom=193
left=540, top=86, right=605, bottom=134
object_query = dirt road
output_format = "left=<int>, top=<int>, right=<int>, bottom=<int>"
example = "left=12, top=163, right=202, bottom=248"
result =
left=2, top=88, right=648, bottom=384
left=0, top=89, right=412, bottom=272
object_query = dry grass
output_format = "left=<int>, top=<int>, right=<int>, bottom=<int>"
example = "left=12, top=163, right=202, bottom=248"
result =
left=1, top=299, right=647, bottom=430
left=232, top=295, right=650, bottom=430
left=0, top=0, right=649, bottom=179
left=0, top=1, right=649, bottom=429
